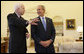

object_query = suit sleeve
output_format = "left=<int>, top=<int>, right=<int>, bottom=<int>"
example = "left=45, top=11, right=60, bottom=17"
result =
left=7, top=14, right=28, bottom=27
left=31, top=25, right=41, bottom=44
left=50, top=19, right=56, bottom=43
left=25, top=28, right=29, bottom=33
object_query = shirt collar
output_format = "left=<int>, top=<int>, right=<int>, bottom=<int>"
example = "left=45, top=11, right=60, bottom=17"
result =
left=15, top=12, right=20, bottom=18
left=40, top=16, right=45, bottom=19
left=40, top=16, right=46, bottom=23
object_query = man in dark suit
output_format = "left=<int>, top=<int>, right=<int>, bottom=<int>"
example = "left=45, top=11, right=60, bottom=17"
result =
left=7, top=3, right=39, bottom=53
left=31, top=5, right=56, bottom=53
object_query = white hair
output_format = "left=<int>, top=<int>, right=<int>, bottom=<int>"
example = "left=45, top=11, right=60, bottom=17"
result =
left=14, top=3, right=23, bottom=11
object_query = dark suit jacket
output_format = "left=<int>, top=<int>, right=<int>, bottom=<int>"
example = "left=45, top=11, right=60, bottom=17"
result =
left=7, top=13, right=28, bottom=53
left=31, top=16, right=56, bottom=53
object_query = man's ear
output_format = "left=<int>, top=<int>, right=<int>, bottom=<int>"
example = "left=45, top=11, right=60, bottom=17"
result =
left=44, top=10, right=45, bottom=13
left=17, top=8, right=20, bottom=13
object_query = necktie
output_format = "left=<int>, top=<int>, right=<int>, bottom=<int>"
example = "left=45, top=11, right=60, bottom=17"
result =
left=42, top=17, right=46, bottom=31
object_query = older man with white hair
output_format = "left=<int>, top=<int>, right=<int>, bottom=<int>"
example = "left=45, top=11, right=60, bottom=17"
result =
left=7, top=3, right=39, bottom=53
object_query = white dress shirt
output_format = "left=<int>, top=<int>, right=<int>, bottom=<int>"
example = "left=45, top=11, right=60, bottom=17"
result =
left=40, top=16, right=46, bottom=24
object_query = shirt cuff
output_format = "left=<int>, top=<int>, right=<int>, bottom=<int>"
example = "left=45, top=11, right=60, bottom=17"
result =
left=50, top=39, right=53, bottom=42
left=26, top=21, right=29, bottom=25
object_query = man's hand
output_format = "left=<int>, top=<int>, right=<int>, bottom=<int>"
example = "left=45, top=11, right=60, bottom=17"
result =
left=40, top=40, right=52, bottom=47
left=29, top=18, right=39, bottom=25
left=40, top=41, right=47, bottom=47
left=44, top=40, right=52, bottom=47
left=26, top=33, right=30, bottom=39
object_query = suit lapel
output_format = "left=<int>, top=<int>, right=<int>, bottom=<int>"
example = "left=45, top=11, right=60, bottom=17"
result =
left=46, top=17, right=49, bottom=32
left=38, top=17, right=46, bottom=32
left=38, top=17, right=44, bottom=29
left=38, top=16, right=49, bottom=32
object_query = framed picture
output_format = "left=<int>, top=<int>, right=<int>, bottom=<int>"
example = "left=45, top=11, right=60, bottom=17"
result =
left=66, top=19, right=76, bottom=30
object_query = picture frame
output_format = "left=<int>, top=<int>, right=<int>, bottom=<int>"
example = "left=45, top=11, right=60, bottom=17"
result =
left=66, top=19, right=76, bottom=30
